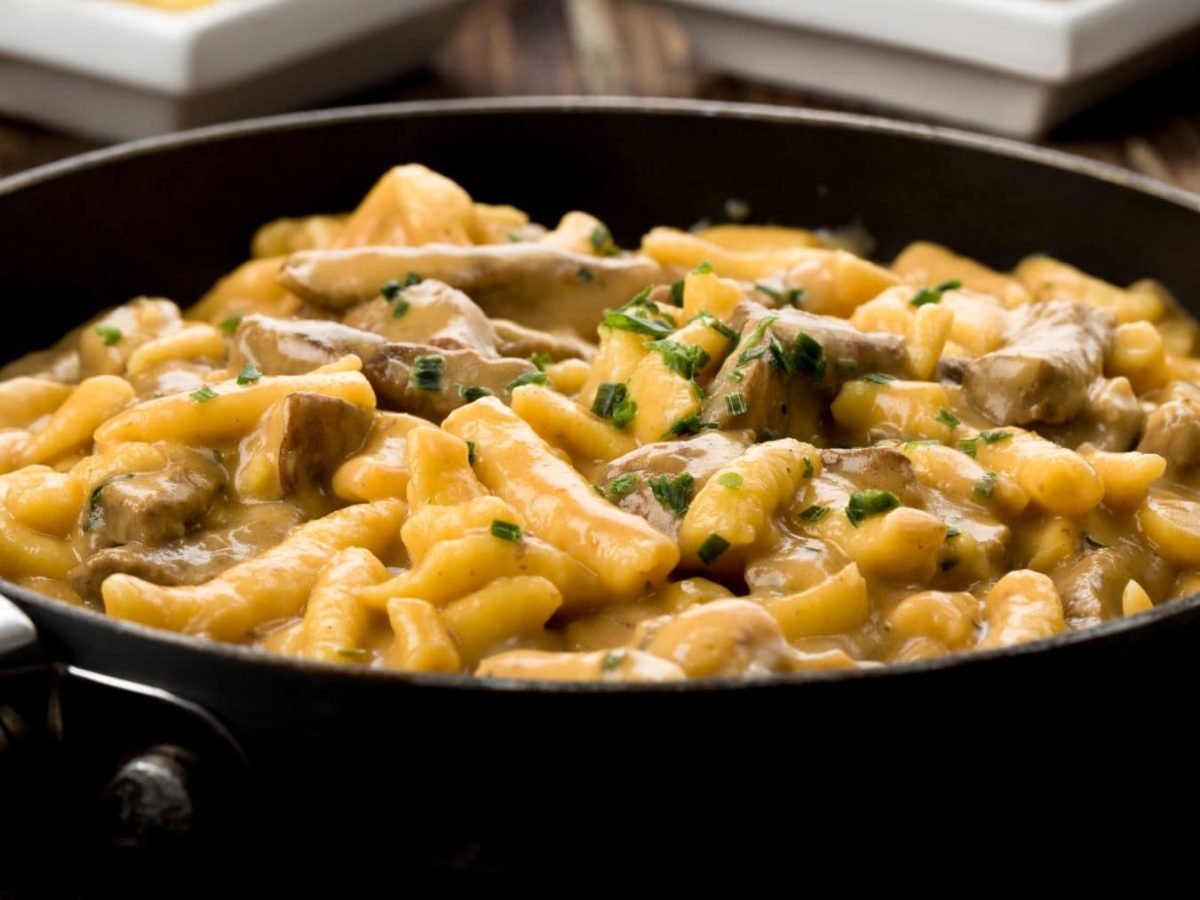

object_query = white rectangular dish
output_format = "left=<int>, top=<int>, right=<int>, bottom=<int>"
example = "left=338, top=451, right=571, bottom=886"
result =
left=661, top=0, right=1200, bottom=138
left=0, top=0, right=472, bottom=140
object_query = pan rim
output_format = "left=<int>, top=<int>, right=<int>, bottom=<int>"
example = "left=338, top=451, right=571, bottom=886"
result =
left=5, top=95, right=1199, bottom=694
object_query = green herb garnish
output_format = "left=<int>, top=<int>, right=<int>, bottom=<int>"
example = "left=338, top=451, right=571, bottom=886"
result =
left=602, top=309, right=674, bottom=339
left=94, top=325, right=122, bottom=346
left=767, top=336, right=797, bottom=376
left=190, top=385, right=218, bottom=403
left=529, top=352, right=553, bottom=371
left=466, top=440, right=477, bottom=465
left=936, top=408, right=960, bottom=428
left=754, top=283, right=805, bottom=307
left=576, top=267, right=595, bottom=283
left=793, top=332, right=826, bottom=380
left=336, top=647, right=369, bottom=660
left=604, top=473, right=639, bottom=500
left=945, top=526, right=961, bottom=540
left=836, top=357, right=858, bottom=374
left=974, top=472, right=999, bottom=499
left=669, top=280, right=685, bottom=307
left=646, top=340, right=710, bottom=381
left=980, top=430, right=1012, bottom=444
left=490, top=520, right=523, bottom=542
left=909, top=278, right=962, bottom=307
left=689, top=311, right=738, bottom=343
left=958, top=438, right=978, bottom=458
left=83, top=473, right=135, bottom=532
left=662, top=415, right=715, bottom=438
left=236, top=364, right=261, bottom=385
left=412, top=355, right=445, bottom=391
left=601, top=650, right=626, bottom=672
left=506, top=371, right=549, bottom=392
left=217, top=316, right=242, bottom=334
left=648, top=472, right=694, bottom=518
left=611, top=397, right=637, bottom=430
left=846, top=489, right=901, bottom=526
left=718, top=472, right=743, bottom=490
left=697, top=534, right=731, bottom=565
left=863, top=372, right=896, bottom=385
left=590, top=223, right=620, bottom=257
left=802, top=457, right=814, bottom=478
left=592, top=382, right=628, bottom=419
left=460, top=385, right=492, bottom=403
left=800, top=505, right=830, bottom=523
left=725, top=392, right=748, bottom=416
left=692, top=260, right=714, bottom=275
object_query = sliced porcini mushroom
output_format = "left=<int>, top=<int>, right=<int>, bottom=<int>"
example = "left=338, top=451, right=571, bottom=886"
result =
left=962, top=300, right=1114, bottom=426
left=703, top=302, right=907, bottom=436
left=361, top=344, right=535, bottom=421
left=236, top=392, right=372, bottom=499
left=491, top=319, right=595, bottom=362
left=82, top=446, right=227, bottom=551
left=595, top=432, right=753, bottom=538
left=71, top=502, right=302, bottom=605
left=341, top=278, right=499, bottom=355
left=278, top=243, right=663, bottom=336
left=229, top=315, right=536, bottom=421
left=1051, top=542, right=1172, bottom=628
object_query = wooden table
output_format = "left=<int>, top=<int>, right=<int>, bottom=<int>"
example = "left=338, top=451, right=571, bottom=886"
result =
left=4, top=0, right=1200, bottom=192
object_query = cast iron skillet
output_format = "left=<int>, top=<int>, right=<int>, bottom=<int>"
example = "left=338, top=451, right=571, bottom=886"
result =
left=1, top=98, right=1199, bottom=877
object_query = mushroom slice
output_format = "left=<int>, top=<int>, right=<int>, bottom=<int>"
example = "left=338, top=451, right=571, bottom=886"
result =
left=237, top=392, right=372, bottom=500
left=962, top=300, right=1113, bottom=426
left=342, top=279, right=499, bottom=355
left=279, top=243, right=663, bottom=336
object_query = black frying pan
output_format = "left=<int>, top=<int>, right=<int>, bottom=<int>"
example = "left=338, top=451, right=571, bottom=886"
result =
left=1, top=99, right=1197, bottom=884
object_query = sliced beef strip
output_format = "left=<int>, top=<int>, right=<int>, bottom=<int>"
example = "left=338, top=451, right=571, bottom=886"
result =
left=962, top=300, right=1114, bottom=426
left=85, top=447, right=226, bottom=550
left=1052, top=542, right=1172, bottom=628
left=596, top=432, right=753, bottom=538
left=278, top=243, right=663, bottom=336
left=341, top=279, right=498, bottom=355
left=74, top=503, right=303, bottom=606
left=230, top=315, right=535, bottom=421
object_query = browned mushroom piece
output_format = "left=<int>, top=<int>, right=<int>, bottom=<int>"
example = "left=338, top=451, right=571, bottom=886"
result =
left=594, top=432, right=753, bottom=538
left=83, top=447, right=227, bottom=551
left=341, top=279, right=499, bottom=354
left=1137, top=382, right=1200, bottom=474
left=1051, top=542, right=1173, bottom=628
left=229, top=315, right=536, bottom=421
left=703, top=303, right=907, bottom=438
left=491, top=319, right=595, bottom=362
left=73, top=503, right=304, bottom=606
left=961, top=300, right=1114, bottom=426
left=237, top=392, right=373, bottom=500
left=278, top=243, right=663, bottom=336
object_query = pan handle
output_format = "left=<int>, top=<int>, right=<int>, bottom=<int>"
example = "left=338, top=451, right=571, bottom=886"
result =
left=0, top=592, right=257, bottom=881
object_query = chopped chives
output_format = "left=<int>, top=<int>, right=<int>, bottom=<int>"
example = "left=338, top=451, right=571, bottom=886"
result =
left=592, top=382, right=628, bottom=419
left=725, top=392, right=748, bottom=416
left=846, top=489, right=901, bottom=526
left=236, top=364, right=261, bottom=385
left=506, top=370, right=548, bottom=392
left=697, top=533, right=731, bottom=565
left=190, top=385, right=218, bottom=403
left=412, top=355, right=445, bottom=391
left=490, top=520, right=523, bottom=542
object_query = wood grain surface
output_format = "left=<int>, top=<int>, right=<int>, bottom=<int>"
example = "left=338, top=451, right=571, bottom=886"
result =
left=3, top=0, right=1200, bottom=191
